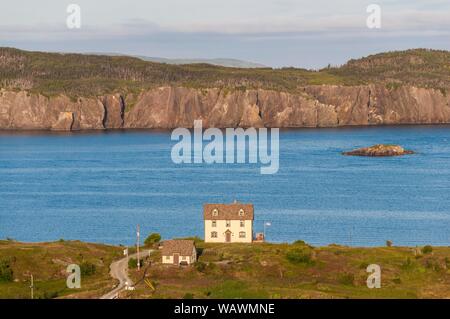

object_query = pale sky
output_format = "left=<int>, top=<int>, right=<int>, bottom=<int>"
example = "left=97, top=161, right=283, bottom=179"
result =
left=1, top=0, right=449, bottom=68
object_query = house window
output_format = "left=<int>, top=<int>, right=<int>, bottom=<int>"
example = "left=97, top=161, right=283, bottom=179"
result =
left=181, top=256, right=186, bottom=261
left=239, top=232, right=246, bottom=238
left=212, top=220, right=217, bottom=227
left=226, top=220, right=231, bottom=227
left=212, top=209, right=219, bottom=217
left=211, top=231, right=218, bottom=238
left=240, top=221, right=245, bottom=227
left=239, top=209, right=245, bottom=217
left=165, top=256, right=170, bottom=260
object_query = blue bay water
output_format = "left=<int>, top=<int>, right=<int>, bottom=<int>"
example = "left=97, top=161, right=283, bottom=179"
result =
left=0, top=126, right=450, bottom=247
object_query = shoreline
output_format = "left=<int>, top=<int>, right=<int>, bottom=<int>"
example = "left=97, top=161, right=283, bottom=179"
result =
left=1, top=123, right=450, bottom=135
left=2, top=239, right=446, bottom=249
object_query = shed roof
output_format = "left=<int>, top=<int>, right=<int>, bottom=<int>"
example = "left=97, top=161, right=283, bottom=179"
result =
left=161, top=240, right=195, bottom=256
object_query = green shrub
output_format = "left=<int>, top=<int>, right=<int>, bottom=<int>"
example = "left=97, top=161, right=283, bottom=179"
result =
left=128, top=258, right=143, bottom=269
left=286, top=247, right=313, bottom=265
left=0, top=259, right=13, bottom=282
left=195, top=261, right=207, bottom=273
left=338, top=273, right=355, bottom=286
left=80, top=262, right=96, bottom=276
left=422, top=245, right=433, bottom=254
left=197, top=262, right=221, bottom=275
left=425, top=259, right=442, bottom=272
left=144, top=233, right=161, bottom=246
left=401, top=257, right=415, bottom=270
left=359, top=262, right=369, bottom=269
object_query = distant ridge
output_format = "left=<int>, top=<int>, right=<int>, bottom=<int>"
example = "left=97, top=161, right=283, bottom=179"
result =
left=136, top=56, right=267, bottom=68
left=86, top=52, right=267, bottom=68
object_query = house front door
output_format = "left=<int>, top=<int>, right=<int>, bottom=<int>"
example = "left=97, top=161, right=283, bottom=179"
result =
left=225, top=231, right=231, bottom=243
left=173, top=254, right=179, bottom=265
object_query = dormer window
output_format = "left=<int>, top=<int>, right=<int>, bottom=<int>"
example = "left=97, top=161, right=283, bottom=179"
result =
left=239, top=209, right=245, bottom=217
left=212, top=209, right=219, bottom=217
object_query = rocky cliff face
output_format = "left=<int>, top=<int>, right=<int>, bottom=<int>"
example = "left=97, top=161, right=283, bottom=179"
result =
left=0, top=85, right=449, bottom=131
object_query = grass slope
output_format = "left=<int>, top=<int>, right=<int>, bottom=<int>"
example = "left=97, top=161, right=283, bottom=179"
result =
left=126, top=241, right=450, bottom=299
left=1, top=239, right=449, bottom=299
left=0, top=240, right=122, bottom=299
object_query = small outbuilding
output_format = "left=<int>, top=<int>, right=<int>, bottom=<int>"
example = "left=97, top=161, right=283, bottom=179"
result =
left=161, top=240, right=197, bottom=266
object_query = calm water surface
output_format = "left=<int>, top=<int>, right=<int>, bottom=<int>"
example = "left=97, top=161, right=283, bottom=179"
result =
left=1, top=126, right=450, bottom=246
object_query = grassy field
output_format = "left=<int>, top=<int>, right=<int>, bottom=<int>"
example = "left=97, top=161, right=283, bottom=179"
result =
left=1, top=47, right=450, bottom=98
left=0, top=240, right=122, bottom=299
left=1, top=239, right=449, bottom=299
left=125, top=240, right=450, bottom=299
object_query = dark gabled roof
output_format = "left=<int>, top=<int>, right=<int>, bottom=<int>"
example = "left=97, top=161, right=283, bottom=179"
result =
left=161, top=240, right=195, bottom=256
left=203, top=203, right=254, bottom=220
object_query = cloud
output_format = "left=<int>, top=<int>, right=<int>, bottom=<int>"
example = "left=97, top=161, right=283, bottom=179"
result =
left=1, top=6, right=450, bottom=41
left=0, top=21, right=162, bottom=42
left=0, top=0, right=449, bottom=68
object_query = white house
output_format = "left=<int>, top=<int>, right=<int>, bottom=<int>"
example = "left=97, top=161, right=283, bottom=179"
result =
left=161, top=240, right=197, bottom=265
left=204, top=202, right=254, bottom=243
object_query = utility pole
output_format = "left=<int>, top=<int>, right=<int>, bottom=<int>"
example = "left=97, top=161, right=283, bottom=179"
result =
left=30, top=274, right=34, bottom=299
left=137, top=224, right=140, bottom=271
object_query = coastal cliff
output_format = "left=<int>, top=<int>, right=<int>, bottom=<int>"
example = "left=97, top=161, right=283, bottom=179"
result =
left=1, top=85, right=449, bottom=130
left=1, top=47, right=450, bottom=130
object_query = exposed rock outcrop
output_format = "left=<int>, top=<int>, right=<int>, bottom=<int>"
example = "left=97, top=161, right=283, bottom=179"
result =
left=102, top=95, right=124, bottom=129
left=51, top=112, right=74, bottom=131
left=343, top=144, right=415, bottom=157
left=305, top=85, right=450, bottom=126
left=0, top=85, right=449, bottom=131
left=0, top=90, right=116, bottom=130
